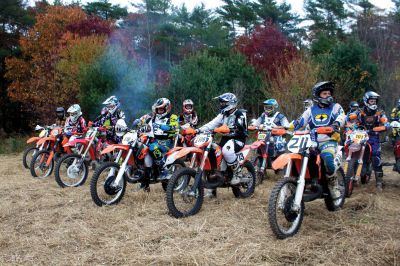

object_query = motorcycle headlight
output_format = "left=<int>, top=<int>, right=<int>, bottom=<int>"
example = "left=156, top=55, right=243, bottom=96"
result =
left=39, top=130, right=46, bottom=138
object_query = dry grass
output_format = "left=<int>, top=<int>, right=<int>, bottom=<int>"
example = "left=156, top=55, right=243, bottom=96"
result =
left=0, top=153, right=399, bottom=265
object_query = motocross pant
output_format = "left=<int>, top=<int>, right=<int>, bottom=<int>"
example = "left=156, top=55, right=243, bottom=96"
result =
left=318, top=140, right=338, bottom=177
left=220, top=139, right=245, bottom=165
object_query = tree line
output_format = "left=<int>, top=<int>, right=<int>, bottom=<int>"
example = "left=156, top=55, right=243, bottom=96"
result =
left=1, top=0, right=400, bottom=134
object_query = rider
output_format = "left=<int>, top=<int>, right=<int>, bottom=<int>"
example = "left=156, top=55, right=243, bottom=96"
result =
left=197, top=93, right=248, bottom=186
left=55, top=107, right=66, bottom=127
left=391, top=99, right=400, bottom=122
left=139, top=98, right=179, bottom=191
left=179, top=99, right=198, bottom=128
left=64, top=104, right=87, bottom=135
left=94, top=96, right=126, bottom=143
left=355, top=91, right=389, bottom=191
left=252, top=99, right=289, bottom=161
left=292, top=81, right=346, bottom=199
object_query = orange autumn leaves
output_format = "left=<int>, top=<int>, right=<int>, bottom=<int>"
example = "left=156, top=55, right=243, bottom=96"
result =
left=5, top=6, right=110, bottom=119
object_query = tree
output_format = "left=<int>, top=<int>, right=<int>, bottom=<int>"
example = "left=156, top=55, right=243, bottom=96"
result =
left=319, top=38, right=379, bottom=107
left=166, top=51, right=263, bottom=121
left=235, top=22, right=298, bottom=81
left=304, top=0, right=348, bottom=39
left=83, top=0, right=128, bottom=20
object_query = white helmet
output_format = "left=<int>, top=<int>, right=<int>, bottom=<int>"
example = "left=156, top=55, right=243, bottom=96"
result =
left=103, top=95, right=120, bottom=115
left=363, top=91, right=379, bottom=111
left=152, top=98, right=171, bottom=119
left=214, top=93, right=237, bottom=114
left=115, top=119, right=127, bottom=137
left=67, top=104, right=82, bottom=123
left=183, top=99, right=194, bottom=114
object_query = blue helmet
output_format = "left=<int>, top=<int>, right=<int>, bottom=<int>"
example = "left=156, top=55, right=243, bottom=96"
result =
left=263, top=99, right=278, bottom=115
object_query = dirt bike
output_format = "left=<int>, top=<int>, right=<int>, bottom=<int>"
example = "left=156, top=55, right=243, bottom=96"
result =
left=248, top=124, right=287, bottom=185
left=54, top=126, right=112, bottom=188
left=165, top=125, right=256, bottom=218
left=268, top=127, right=346, bottom=239
left=390, top=121, right=400, bottom=173
left=22, top=124, right=54, bottom=169
left=343, top=124, right=386, bottom=197
left=90, top=123, right=185, bottom=206
left=29, top=127, right=74, bottom=178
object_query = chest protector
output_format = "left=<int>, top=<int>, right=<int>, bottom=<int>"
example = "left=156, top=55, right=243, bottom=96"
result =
left=261, top=112, right=280, bottom=127
left=182, top=113, right=194, bottom=124
left=309, top=104, right=336, bottom=129
left=360, top=111, right=380, bottom=130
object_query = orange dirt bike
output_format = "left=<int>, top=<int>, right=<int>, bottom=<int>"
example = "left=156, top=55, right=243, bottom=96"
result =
left=54, top=126, right=113, bottom=188
left=248, top=125, right=287, bottom=185
left=165, top=125, right=256, bottom=218
left=89, top=123, right=185, bottom=206
left=29, top=127, right=75, bottom=178
left=343, top=123, right=386, bottom=197
left=22, top=124, right=54, bottom=168
left=268, top=127, right=345, bottom=239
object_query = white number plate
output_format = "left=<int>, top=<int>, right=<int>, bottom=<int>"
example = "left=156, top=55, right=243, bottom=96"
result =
left=287, top=135, right=312, bottom=153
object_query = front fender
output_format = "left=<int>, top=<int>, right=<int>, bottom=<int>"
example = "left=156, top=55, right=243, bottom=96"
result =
left=272, top=153, right=303, bottom=170
left=250, top=140, right=265, bottom=149
left=37, top=137, right=55, bottom=145
left=101, top=144, right=130, bottom=155
left=27, top=137, right=40, bottom=144
left=164, top=147, right=203, bottom=166
left=65, top=138, right=89, bottom=147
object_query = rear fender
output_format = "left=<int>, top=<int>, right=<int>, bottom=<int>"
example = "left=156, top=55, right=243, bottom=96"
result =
left=237, top=145, right=252, bottom=165
left=65, top=138, right=89, bottom=147
left=27, top=137, right=40, bottom=144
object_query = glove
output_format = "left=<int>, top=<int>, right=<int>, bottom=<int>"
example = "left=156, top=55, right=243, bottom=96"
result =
left=331, top=122, right=340, bottom=133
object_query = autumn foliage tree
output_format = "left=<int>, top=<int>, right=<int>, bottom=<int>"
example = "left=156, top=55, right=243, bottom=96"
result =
left=235, top=21, right=298, bottom=81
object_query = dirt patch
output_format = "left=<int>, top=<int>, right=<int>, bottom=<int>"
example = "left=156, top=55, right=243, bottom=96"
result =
left=0, top=153, right=399, bottom=265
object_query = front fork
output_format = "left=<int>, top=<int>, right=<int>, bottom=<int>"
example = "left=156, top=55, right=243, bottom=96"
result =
left=190, top=148, right=209, bottom=194
left=292, top=155, right=309, bottom=212
left=112, top=148, right=133, bottom=187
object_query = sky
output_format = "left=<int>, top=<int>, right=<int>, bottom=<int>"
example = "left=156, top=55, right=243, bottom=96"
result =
left=28, top=0, right=396, bottom=14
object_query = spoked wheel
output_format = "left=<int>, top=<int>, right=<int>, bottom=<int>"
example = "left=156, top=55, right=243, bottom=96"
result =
left=166, top=168, right=204, bottom=218
left=23, top=147, right=38, bottom=169
left=161, top=160, right=186, bottom=191
left=268, top=177, right=304, bottom=239
left=30, top=150, right=54, bottom=178
left=325, top=168, right=346, bottom=211
left=90, top=162, right=126, bottom=206
left=232, top=161, right=256, bottom=198
left=344, top=158, right=357, bottom=198
left=54, top=153, right=88, bottom=188
left=252, top=156, right=265, bottom=185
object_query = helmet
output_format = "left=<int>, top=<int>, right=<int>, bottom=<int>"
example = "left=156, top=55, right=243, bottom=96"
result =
left=67, top=104, right=82, bottom=123
left=312, top=81, right=334, bottom=107
left=183, top=99, right=194, bottom=114
left=56, top=107, right=65, bottom=120
left=363, top=91, right=379, bottom=111
left=214, top=93, right=237, bottom=114
left=103, top=95, right=120, bottom=115
left=349, top=101, right=359, bottom=112
left=115, top=119, right=127, bottom=137
left=303, top=99, right=313, bottom=110
left=152, top=98, right=171, bottom=118
left=263, top=99, right=278, bottom=116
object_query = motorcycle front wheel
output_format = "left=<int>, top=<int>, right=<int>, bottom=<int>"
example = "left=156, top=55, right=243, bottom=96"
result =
left=268, top=177, right=304, bottom=239
left=166, top=167, right=204, bottom=218
left=90, top=162, right=126, bottom=206
left=54, top=153, right=88, bottom=188
left=30, top=150, right=54, bottom=178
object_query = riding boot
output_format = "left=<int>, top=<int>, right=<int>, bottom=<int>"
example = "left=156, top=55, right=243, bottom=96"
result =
left=139, top=167, right=151, bottom=192
left=375, top=171, right=383, bottom=192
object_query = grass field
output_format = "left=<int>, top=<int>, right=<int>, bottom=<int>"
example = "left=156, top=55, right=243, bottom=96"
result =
left=0, top=152, right=399, bottom=265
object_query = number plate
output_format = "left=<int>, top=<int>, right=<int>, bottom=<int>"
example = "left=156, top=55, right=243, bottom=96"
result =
left=287, top=134, right=312, bottom=153
left=354, top=133, right=365, bottom=140
left=257, top=133, right=267, bottom=140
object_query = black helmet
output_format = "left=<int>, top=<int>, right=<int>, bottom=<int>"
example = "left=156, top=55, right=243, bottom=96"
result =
left=56, top=107, right=65, bottom=120
left=349, top=101, right=359, bottom=111
left=312, top=81, right=334, bottom=107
